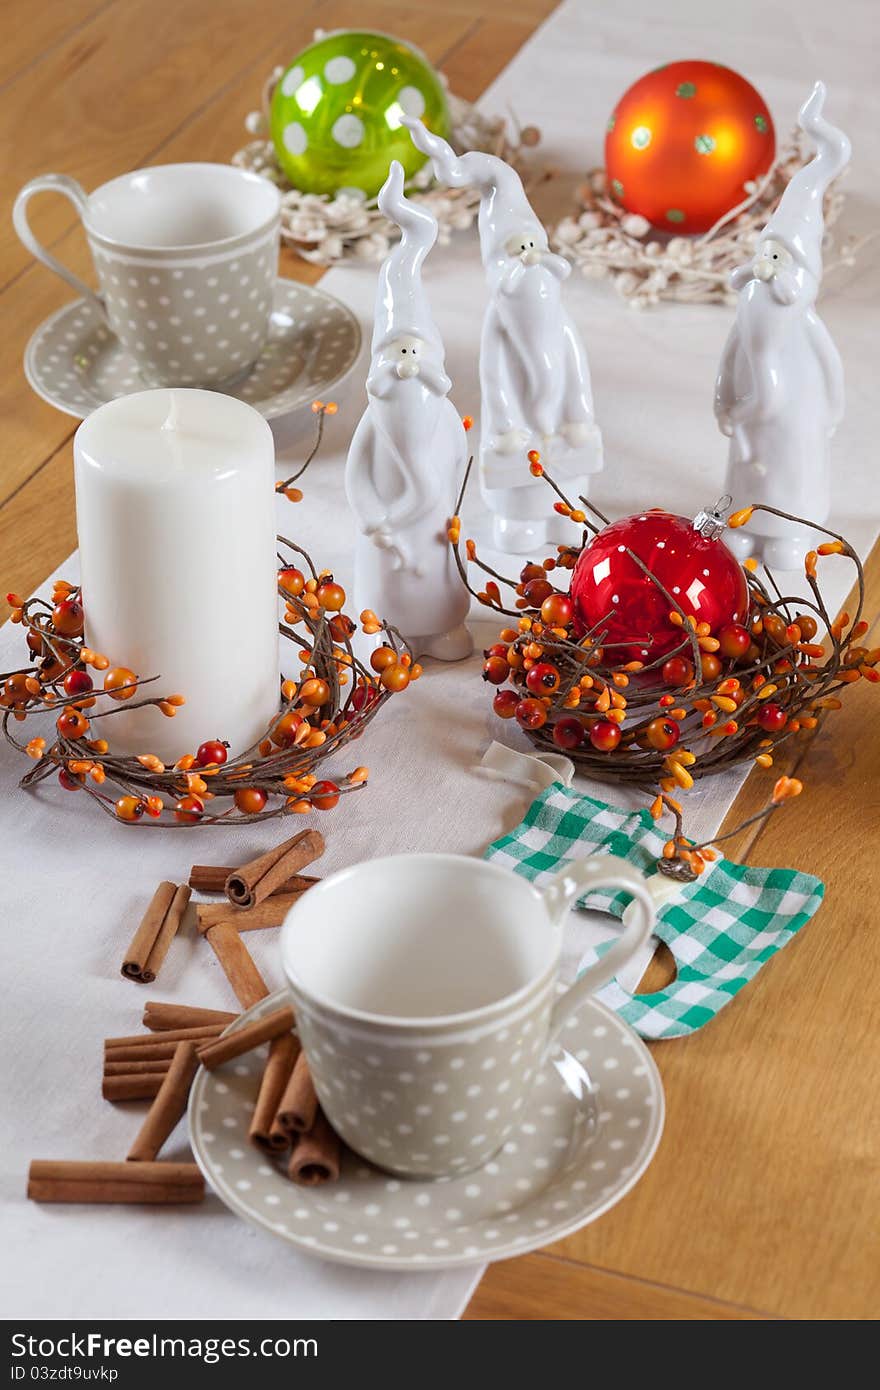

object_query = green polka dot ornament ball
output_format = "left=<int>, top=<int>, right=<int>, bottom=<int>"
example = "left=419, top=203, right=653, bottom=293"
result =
left=605, top=60, right=775, bottom=233
left=270, top=31, right=451, bottom=198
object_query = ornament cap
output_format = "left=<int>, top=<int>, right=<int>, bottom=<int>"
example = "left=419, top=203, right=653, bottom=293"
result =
left=692, top=496, right=732, bottom=541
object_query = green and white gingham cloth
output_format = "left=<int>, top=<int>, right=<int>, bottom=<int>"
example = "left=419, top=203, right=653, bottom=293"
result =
left=485, top=781, right=825, bottom=1039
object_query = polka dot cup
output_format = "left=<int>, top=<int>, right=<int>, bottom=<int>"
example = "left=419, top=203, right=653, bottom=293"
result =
left=281, top=852, right=656, bottom=1179
left=13, top=164, right=280, bottom=388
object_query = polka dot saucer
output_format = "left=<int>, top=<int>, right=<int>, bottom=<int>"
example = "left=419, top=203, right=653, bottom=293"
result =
left=188, top=989, right=664, bottom=1270
left=23, top=279, right=361, bottom=421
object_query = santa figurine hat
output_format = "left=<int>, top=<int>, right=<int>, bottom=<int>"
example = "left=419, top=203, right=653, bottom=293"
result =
left=402, top=116, right=545, bottom=265
left=760, top=81, right=851, bottom=279
left=372, top=160, right=443, bottom=355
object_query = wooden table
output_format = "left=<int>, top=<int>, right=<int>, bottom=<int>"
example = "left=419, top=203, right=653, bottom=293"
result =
left=2, top=0, right=877, bottom=1322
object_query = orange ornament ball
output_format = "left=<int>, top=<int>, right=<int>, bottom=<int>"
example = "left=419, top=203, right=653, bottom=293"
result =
left=604, top=60, right=775, bottom=233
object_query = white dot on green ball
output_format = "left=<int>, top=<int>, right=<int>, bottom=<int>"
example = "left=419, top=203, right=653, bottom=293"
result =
left=398, top=85, right=425, bottom=118
left=332, top=113, right=365, bottom=149
left=324, top=56, right=356, bottom=84
left=283, top=122, right=308, bottom=156
left=280, top=65, right=304, bottom=97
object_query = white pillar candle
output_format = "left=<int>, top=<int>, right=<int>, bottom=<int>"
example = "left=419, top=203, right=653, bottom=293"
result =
left=73, top=389, right=279, bottom=762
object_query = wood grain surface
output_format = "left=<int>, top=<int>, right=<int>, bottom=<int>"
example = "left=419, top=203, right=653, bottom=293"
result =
left=1, top=0, right=877, bottom=1321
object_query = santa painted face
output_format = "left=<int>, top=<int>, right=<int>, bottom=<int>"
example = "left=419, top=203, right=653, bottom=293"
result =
left=731, top=236, right=804, bottom=306
left=378, top=332, right=430, bottom=380
left=503, top=228, right=549, bottom=266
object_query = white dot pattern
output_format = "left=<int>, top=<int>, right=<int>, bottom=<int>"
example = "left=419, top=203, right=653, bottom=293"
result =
left=332, top=113, right=365, bottom=149
left=25, top=281, right=361, bottom=421
left=189, top=990, right=664, bottom=1271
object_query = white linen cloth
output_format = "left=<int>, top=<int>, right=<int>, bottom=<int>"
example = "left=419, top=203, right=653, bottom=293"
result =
left=2, top=0, right=877, bottom=1320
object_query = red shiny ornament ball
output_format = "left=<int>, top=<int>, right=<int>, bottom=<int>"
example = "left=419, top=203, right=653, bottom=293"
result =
left=604, top=60, right=775, bottom=233
left=196, top=739, right=228, bottom=767
left=757, top=702, right=787, bottom=732
left=552, top=716, right=585, bottom=751
left=570, top=509, right=749, bottom=665
left=589, top=720, right=621, bottom=752
left=525, top=662, right=561, bottom=695
left=493, top=689, right=519, bottom=719
left=718, top=623, right=752, bottom=659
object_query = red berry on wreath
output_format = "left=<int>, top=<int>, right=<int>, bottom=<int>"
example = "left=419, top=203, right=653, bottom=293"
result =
left=492, top=689, right=519, bottom=719
left=58, top=768, right=84, bottom=791
left=104, top=667, right=138, bottom=700
left=52, top=598, right=84, bottom=638
left=196, top=739, right=228, bottom=767
left=515, top=697, right=548, bottom=730
left=639, top=717, right=681, bottom=751
left=311, top=780, right=340, bottom=810
left=757, top=703, right=788, bottom=732
left=63, top=669, right=94, bottom=698
left=115, top=796, right=145, bottom=822
left=522, top=578, right=554, bottom=608
left=526, top=662, right=561, bottom=695
left=370, top=646, right=398, bottom=673
left=483, top=656, right=509, bottom=685
left=279, top=567, right=305, bottom=597
left=175, top=795, right=204, bottom=824
left=700, top=652, right=722, bottom=682
left=351, top=683, right=378, bottom=712
left=717, top=623, right=751, bottom=660
left=484, top=643, right=509, bottom=659
left=1, top=673, right=31, bottom=708
left=540, top=593, right=574, bottom=628
left=56, top=708, right=89, bottom=739
left=552, top=716, right=585, bottom=750
left=272, top=711, right=304, bottom=746
left=589, top=719, right=621, bottom=752
left=315, top=581, right=346, bottom=611
left=662, top=655, right=695, bottom=687
left=300, top=677, right=331, bottom=705
left=520, top=563, right=545, bottom=584
left=234, top=787, right=268, bottom=814
left=380, top=662, right=410, bottom=693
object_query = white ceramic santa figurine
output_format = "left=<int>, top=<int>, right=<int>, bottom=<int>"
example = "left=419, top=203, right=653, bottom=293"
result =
left=715, top=81, right=850, bottom=570
left=404, top=116, right=603, bottom=554
left=344, top=160, right=472, bottom=661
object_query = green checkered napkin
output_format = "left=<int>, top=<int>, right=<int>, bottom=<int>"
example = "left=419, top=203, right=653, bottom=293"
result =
left=485, top=782, right=824, bottom=1039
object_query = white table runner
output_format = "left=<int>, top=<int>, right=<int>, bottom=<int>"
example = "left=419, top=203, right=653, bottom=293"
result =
left=2, top=0, right=877, bottom=1320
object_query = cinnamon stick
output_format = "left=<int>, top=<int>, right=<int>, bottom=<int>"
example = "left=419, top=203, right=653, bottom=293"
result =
left=105, top=1024, right=224, bottom=1050
left=105, top=1043, right=188, bottom=1065
left=104, top=1058, right=173, bottom=1076
left=196, top=892, right=306, bottom=935
left=102, top=1074, right=168, bottom=1101
left=249, top=1035, right=298, bottom=1152
left=204, top=922, right=269, bottom=1009
left=197, top=1006, right=295, bottom=1070
left=127, top=1042, right=200, bottom=1162
left=287, top=1110, right=341, bottom=1186
left=121, top=882, right=191, bottom=983
left=28, top=1159, right=204, bottom=1204
left=189, top=864, right=319, bottom=895
left=143, top=1001, right=238, bottom=1032
left=224, top=830, right=324, bottom=909
left=274, top=1049, right=319, bottom=1137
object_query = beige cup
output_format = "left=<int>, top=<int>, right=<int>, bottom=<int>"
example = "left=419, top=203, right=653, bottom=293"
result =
left=281, top=851, right=655, bottom=1179
left=13, top=163, right=280, bottom=387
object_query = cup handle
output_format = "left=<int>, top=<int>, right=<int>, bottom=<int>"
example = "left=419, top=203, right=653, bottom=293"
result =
left=542, top=854, right=657, bottom=1046
left=13, top=174, right=106, bottom=320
